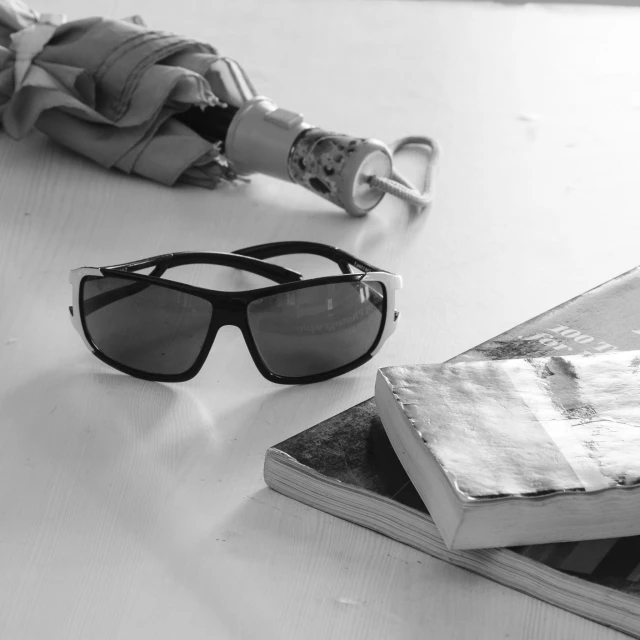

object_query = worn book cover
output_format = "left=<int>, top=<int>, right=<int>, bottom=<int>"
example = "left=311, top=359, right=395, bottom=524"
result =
left=264, top=265, right=640, bottom=637
left=376, top=350, right=640, bottom=549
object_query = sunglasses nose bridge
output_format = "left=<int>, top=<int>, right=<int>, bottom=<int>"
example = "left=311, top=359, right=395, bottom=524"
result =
left=213, top=295, right=248, bottom=329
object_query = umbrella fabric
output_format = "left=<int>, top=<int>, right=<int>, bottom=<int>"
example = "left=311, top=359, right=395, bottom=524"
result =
left=0, top=0, right=251, bottom=187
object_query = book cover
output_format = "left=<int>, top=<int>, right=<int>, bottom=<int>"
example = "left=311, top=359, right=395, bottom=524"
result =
left=376, top=350, right=640, bottom=549
left=264, top=264, right=640, bottom=637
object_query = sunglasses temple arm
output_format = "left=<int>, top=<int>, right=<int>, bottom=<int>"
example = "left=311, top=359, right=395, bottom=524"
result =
left=233, top=241, right=385, bottom=275
left=79, top=254, right=304, bottom=317
left=79, top=262, right=172, bottom=317
left=234, top=242, right=393, bottom=311
left=108, top=253, right=303, bottom=283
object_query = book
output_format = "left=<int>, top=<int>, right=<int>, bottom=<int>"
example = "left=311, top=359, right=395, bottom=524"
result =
left=264, top=264, right=640, bottom=638
left=375, top=350, right=640, bottom=550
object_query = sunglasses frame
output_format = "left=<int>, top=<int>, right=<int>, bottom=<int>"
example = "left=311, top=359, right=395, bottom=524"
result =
left=69, top=241, right=402, bottom=384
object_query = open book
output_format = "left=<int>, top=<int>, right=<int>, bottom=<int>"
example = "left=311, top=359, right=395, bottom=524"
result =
left=376, top=351, right=640, bottom=550
left=264, top=264, right=640, bottom=638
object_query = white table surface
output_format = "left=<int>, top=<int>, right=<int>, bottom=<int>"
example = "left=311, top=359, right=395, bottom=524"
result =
left=2, top=1, right=640, bottom=638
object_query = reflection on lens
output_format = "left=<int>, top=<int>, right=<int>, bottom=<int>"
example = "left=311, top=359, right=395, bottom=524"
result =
left=247, top=280, right=385, bottom=378
left=81, top=275, right=213, bottom=376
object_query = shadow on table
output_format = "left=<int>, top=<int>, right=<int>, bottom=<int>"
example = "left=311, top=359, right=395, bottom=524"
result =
left=3, top=362, right=381, bottom=634
left=218, top=485, right=503, bottom=637
left=3, top=368, right=283, bottom=637
left=27, top=135, right=427, bottom=260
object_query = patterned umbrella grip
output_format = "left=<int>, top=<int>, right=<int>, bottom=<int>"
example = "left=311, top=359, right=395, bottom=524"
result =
left=225, top=97, right=393, bottom=216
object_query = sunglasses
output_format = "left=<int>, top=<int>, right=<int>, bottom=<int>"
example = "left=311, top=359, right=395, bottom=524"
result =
left=69, top=241, right=402, bottom=384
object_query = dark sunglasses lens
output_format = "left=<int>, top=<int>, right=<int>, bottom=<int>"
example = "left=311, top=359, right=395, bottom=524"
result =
left=80, top=276, right=213, bottom=376
left=247, top=281, right=385, bottom=378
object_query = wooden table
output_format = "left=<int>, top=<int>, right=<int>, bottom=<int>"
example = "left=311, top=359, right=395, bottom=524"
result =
left=2, top=1, right=640, bottom=638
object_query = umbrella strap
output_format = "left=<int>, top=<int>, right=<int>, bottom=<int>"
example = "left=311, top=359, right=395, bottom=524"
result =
left=368, top=135, right=439, bottom=211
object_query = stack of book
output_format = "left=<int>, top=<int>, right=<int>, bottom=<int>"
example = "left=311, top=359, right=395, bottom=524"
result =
left=264, top=265, right=640, bottom=638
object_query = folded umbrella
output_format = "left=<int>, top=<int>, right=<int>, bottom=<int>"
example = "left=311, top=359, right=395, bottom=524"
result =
left=0, top=0, right=438, bottom=215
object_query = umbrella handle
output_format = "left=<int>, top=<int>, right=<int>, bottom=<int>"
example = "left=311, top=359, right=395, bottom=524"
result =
left=224, top=97, right=437, bottom=217
left=287, top=129, right=393, bottom=217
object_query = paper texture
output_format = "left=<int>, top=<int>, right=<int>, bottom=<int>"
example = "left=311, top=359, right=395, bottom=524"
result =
left=380, top=351, right=640, bottom=500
